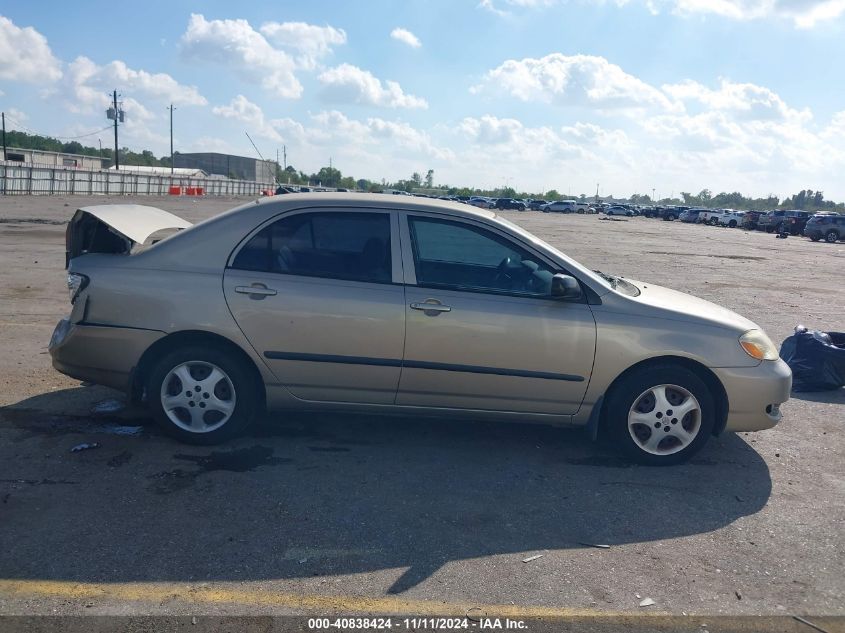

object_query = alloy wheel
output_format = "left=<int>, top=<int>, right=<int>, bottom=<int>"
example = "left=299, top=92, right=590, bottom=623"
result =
left=627, top=384, right=702, bottom=456
left=160, top=361, right=237, bottom=433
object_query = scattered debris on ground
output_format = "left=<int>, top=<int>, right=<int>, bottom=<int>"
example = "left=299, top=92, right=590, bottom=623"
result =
left=522, top=554, right=544, bottom=563
left=91, top=399, right=124, bottom=414
left=70, top=442, right=100, bottom=453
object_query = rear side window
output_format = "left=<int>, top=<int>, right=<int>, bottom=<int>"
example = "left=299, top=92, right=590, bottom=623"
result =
left=232, top=212, right=392, bottom=284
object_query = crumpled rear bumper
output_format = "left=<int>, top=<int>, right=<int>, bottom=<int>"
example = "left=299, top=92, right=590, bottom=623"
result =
left=49, top=318, right=163, bottom=392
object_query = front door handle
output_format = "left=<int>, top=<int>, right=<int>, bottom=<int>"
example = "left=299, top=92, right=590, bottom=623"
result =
left=410, top=301, right=451, bottom=313
left=235, top=284, right=277, bottom=298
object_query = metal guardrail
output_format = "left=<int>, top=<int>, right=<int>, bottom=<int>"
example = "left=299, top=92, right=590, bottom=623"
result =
left=0, top=162, right=273, bottom=196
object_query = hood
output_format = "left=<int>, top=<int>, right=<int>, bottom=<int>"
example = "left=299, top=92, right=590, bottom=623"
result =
left=66, top=205, right=191, bottom=266
left=624, top=279, right=758, bottom=332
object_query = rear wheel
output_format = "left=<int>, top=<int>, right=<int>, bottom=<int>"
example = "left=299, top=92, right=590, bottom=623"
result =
left=826, top=230, right=839, bottom=243
left=148, top=345, right=259, bottom=444
left=603, top=365, right=715, bottom=465
left=810, top=236, right=820, bottom=242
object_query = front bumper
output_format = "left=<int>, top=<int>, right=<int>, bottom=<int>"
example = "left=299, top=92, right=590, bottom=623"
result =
left=49, top=318, right=164, bottom=392
left=713, top=358, right=792, bottom=432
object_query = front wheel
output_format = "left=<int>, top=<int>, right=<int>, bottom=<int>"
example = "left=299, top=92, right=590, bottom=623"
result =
left=148, top=346, right=259, bottom=444
left=826, top=230, right=839, bottom=243
left=728, top=220, right=737, bottom=228
left=603, top=365, right=715, bottom=465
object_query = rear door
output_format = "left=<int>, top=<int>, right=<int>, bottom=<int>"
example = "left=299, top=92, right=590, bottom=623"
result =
left=396, top=213, right=596, bottom=415
left=223, top=209, right=406, bottom=404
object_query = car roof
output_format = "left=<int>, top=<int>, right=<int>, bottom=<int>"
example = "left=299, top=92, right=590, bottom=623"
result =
left=242, top=192, right=498, bottom=219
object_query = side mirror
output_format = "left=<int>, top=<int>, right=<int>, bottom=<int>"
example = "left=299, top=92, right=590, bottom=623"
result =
left=551, top=273, right=582, bottom=300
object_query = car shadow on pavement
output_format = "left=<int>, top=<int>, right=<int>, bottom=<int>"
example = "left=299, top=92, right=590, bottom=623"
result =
left=787, top=387, right=845, bottom=404
left=1, top=388, right=772, bottom=594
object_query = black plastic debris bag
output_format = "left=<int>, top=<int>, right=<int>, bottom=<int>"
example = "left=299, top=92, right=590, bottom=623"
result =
left=780, top=326, right=845, bottom=392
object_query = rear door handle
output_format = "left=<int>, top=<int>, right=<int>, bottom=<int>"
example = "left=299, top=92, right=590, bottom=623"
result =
left=235, top=284, right=277, bottom=297
left=410, top=302, right=451, bottom=313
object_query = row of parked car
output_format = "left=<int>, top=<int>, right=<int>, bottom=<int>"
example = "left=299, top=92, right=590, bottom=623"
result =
left=464, top=196, right=603, bottom=213
left=668, top=207, right=845, bottom=243
left=478, top=198, right=845, bottom=244
left=277, top=187, right=844, bottom=243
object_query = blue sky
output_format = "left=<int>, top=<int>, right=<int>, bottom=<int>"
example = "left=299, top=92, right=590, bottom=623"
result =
left=2, top=1, right=844, bottom=198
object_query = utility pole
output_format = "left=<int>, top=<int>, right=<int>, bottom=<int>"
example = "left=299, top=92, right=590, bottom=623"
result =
left=106, top=90, right=124, bottom=169
left=1, top=112, right=6, bottom=161
left=283, top=145, right=287, bottom=170
left=98, top=138, right=103, bottom=165
left=167, top=104, right=175, bottom=174
left=112, top=90, right=119, bottom=169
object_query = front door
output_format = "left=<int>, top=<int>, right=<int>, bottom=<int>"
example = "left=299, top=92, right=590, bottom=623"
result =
left=397, top=214, right=596, bottom=414
left=224, top=209, right=405, bottom=404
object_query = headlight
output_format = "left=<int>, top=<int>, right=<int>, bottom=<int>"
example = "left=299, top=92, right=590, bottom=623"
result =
left=67, top=272, right=89, bottom=304
left=739, top=329, right=779, bottom=361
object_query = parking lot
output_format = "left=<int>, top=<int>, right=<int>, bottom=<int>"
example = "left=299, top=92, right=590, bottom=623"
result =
left=0, top=195, right=843, bottom=618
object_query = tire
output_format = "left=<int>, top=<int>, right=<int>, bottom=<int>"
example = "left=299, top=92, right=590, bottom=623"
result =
left=728, top=220, right=737, bottom=228
left=810, top=236, right=820, bottom=242
left=826, top=230, right=839, bottom=243
left=147, top=345, right=259, bottom=444
left=603, top=364, right=715, bottom=466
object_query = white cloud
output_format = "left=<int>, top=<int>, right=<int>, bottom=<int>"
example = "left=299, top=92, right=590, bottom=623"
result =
left=473, top=53, right=678, bottom=112
left=318, top=64, right=428, bottom=109
left=67, top=56, right=206, bottom=111
left=390, top=27, right=422, bottom=48
left=478, top=0, right=512, bottom=15
left=264, top=110, right=453, bottom=181
left=180, top=13, right=302, bottom=98
left=4, top=107, right=28, bottom=129
left=212, top=95, right=283, bottom=142
left=367, top=118, right=451, bottom=159
left=658, top=0, right=845, bottom=27
left=477, top=0, right=845, bottom=27
left=0, top=16, right=62, bottom=83
left=662, top=78, right=810, bottom=123
left=259, top=21, right=346, bottom=69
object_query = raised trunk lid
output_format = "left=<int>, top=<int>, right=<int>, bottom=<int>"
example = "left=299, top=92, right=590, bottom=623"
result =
left=66, top=205, right=191, bottom=267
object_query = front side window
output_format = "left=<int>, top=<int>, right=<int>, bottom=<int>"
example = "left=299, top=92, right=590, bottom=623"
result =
left=408, top=217, right=555, bottom=297
left=232, top=212, right=392, bottom=284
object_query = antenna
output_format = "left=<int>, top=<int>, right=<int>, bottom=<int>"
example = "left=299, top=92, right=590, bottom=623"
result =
left=244, top=132, right=266, bottom=161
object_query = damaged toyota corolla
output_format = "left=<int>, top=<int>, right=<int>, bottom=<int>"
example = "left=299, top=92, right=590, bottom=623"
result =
left=50, top=194, right=791, bottom=464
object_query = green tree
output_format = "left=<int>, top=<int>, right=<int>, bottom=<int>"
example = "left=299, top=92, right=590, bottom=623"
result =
left=425, top=169, right=434, bottom=188
left=311, top=166, right=342, bottom=187
left=545, top=189, right=562, bottom=200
